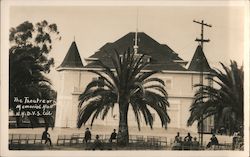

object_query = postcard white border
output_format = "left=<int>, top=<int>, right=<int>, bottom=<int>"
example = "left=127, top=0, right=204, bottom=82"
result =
left=1, top=0, right=249, bottom=157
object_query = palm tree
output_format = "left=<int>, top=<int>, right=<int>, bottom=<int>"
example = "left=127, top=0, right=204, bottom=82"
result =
left=77, top=49, right=170, bottom=146
left=187, top=61, right=243, bottom=134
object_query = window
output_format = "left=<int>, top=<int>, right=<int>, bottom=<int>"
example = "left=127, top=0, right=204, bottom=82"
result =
left=191, top=74, right=200, bottom=90
left=167, top=103, right=180, bottom=128
left=165, top=78, right=172, bottom=89
left=203, top=116, right=214, bottom=133
left=192, top=74, right=213, bottom=90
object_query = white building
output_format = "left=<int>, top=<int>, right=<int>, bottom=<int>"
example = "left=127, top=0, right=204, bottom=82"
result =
left=55, top=32, right=213, bottom=133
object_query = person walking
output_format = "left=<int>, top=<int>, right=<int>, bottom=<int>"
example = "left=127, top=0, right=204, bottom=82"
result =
left=42, top=127, right=52, bottom=146
left=84, top=128, right=92, bottom=143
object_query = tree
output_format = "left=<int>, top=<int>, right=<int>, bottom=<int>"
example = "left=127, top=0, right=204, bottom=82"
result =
left=9, top=20, right=60, bottom=127
left=77, top=49, right=170, bottom=146
left=187, top=61, right=243, bottom=134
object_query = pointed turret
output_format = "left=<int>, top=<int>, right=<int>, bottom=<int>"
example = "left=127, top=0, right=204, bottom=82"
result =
left=59, top=41, right=84, bottom=68
left=188, top=45, right=211, bottom=72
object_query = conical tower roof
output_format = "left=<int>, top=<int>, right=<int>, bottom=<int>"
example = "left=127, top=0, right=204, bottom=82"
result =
left=188, top=45, right=211, bottom=72
left=59, top=41, right=84, bottom=68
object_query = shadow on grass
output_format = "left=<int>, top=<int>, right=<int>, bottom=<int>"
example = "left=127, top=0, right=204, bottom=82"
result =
left=9, top=143, right=170, bottom=151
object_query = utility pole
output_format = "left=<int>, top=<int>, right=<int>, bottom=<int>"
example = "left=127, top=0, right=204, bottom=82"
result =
left=193, top=20, right=212, bottom=49
left=133, top=8, right=139, bottom=54
left=193, top=19, right=212, bottom=147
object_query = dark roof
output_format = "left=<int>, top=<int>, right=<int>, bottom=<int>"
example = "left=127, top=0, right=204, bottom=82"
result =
left=59, top=41, right=84, bottom=68
left=85, top=60, right=186, bottom=71
left=188, top=45, right=211, bottom=72
left=86, top=32, right=186, bottom=71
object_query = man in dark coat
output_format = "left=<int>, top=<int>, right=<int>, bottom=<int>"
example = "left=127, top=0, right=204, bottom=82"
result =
left=42, top=127, right=52, bottom=146
left=84, top=128, right=91, bottom=143
left=109, top=129, right=117, bottom=143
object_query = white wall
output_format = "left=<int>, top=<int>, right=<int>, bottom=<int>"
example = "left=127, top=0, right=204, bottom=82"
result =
left=56, top=69, right=209, bottom=133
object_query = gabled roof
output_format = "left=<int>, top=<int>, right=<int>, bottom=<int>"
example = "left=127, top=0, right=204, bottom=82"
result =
left=86, top=32, right=187, bottom=71
left=59, top=41, right=84, bottom=68
left=188, top=45, right=211, bottom=72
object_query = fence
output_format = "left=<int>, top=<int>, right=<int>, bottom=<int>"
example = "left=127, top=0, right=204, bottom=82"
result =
left=9, top=133, right=236, bottom=150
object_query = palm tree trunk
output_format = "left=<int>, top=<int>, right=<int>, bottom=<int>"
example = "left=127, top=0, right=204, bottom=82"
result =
left=117, top=97, right=129, bottom=146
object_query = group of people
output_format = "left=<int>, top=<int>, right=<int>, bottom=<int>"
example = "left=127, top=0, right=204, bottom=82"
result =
left=172, top=132, right=199, bottom=150
left=41, top=127, right=118, bottom=149
left=84, top=128, right=118, bottom=150
left=42, top=127, right=223, bottom=150
left=172, top=132, right=220, bottom=150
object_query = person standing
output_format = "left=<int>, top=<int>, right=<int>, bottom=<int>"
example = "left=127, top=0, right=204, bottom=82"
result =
left=84, top=128, right=92, bottom=143
left=42, top=127, right=52, bottom=146
left=109, top=129, right=117, bottom=143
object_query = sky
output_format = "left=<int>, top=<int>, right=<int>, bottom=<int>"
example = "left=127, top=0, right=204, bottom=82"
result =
left=9, top=4, right=246, bottom=79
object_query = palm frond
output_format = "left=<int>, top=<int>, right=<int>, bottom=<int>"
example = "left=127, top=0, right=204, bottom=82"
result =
left=143, top=77, right=165, bottom=86
left=77, top=48, right=170, bottom=132
left=87, top=70, right=116, bottom=90
left=187, top=60, right=243, bottom=132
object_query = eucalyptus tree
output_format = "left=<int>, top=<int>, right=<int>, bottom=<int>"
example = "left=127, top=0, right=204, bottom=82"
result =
left=9, top=20, right=60, bottom=127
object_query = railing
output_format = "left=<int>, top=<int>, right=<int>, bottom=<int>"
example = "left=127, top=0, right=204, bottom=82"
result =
left=9, top=133, right=237, bottom=150
left=9, top=134, right=43, bottom=145
left=55, top=133, right=169, bottom=150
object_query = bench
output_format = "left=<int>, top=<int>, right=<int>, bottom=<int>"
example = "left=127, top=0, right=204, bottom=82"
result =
left=70, top=134, right=80, bottom=145
left=57, top=134, right=83, bottom=146
left=10, top=134, right=20, bottom=144
left=147, top=136, right=160, bottom=149
left=128, top=135, right=169, bottom=149
left=34, top=134, right=43, bottom=144
left=9, top=134, right=44, bottom=145
left=27, top=134, right=36, bottom=144
left=56, top=135, right=72, bottom=145
left=19, top=134, right=28, bottom=144
left=57, top=135, right=65, bottom=145
left=214, top=143, right=233, bottom=150
left=158, top=136, right=168, bottom=147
